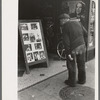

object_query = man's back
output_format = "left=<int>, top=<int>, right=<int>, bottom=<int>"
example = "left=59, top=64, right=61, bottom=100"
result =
left=62, top=20, right=85, bottom=51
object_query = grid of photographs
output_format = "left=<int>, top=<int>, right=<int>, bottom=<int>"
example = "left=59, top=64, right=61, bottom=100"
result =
left=20, top=22, right=46, bottom=63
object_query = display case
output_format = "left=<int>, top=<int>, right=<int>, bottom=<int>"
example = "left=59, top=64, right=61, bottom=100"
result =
left=18, top=19, right=49, bottom=74
left=88, top=0, right=95, bottom=48
left=87, top=0, right=95, bottom=60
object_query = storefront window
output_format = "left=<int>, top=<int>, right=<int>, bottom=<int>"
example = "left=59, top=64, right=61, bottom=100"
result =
left=61, top=0, right=86, bottom=27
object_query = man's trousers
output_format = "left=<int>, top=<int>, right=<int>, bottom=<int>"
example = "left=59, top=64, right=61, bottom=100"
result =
left=66, top=50, right=86, bottom=86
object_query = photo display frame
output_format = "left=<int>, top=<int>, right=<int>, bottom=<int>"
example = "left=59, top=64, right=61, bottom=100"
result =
left=18, top=19, right=49, bottom=74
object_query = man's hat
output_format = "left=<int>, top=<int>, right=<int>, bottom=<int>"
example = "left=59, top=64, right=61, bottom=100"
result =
left=59, top=13, right=70, bottom=19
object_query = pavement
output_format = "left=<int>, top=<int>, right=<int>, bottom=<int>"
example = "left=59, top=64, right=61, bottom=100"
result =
left=18, top=59, right=95, bottom=100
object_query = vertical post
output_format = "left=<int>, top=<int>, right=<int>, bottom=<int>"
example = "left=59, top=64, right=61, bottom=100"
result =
left=25, top=63, right=30, bottom=74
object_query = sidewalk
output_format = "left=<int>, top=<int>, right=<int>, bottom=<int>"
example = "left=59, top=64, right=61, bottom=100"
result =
left=18, top=59, right=95, bottom=100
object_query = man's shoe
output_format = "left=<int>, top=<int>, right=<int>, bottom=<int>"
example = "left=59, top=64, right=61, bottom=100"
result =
left=64, top=80, right=70, bottom=85
left=77, top=81, right=86, bottom=84
left=64, top=80, right=76, bottom=87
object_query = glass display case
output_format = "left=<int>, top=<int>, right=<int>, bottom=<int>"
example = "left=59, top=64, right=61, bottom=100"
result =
left=88, top=0, right=95, bottom=48
left=86, top=0, right=95, bottom=61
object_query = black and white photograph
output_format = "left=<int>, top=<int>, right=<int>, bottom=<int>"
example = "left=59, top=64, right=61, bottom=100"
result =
left=33, top=51, right=40, bottom=61
left=31, top=23, right=38, bottom=30
left=39, top=51, right=45, bottom=59
left=22, top=33, right=29, bottom=41
left=30, top=33, right=36, bottom=42
left=34, top=43, right=42, bottom=50
left=20, top=23, right=28, bottom=30
left=26, top=53, right=34, bottom=62
left=17, top=0, right=98, bottom=100
left=24, top=44, right=32, bottom=52
left=36, top=34, right=42, bottom=42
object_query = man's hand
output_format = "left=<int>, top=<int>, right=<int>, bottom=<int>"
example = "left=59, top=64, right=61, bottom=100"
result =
left=68, top=54, right=73, bottom=60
